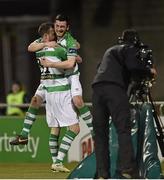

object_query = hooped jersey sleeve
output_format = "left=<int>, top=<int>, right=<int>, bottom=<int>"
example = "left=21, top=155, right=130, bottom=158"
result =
left=55, top=47, right=68, bottom=61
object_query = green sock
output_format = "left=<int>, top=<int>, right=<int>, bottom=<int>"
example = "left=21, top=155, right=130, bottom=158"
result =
left=56, top=130, right=77, bottom=164
left=20, top=107, right=39, bottom=137
left=78, top=106, right=94, bottom=136
left=49, top=134, right=59, bottom=163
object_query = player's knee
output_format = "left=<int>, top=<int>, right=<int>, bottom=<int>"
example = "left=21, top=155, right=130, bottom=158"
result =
left=50, top=127, right=60, bottom=136
left=69, top=124, right=80, bottom=135
left=31, top=96, right=42, bottom=107
left=72, top=96, right=84, bottom=109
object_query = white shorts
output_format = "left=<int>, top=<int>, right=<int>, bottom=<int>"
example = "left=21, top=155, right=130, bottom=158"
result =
left=68, top=74, right=82, bottom=97
left=45, top=90, right=79, bottom=127
left=35, top=84, right=46, bottom=102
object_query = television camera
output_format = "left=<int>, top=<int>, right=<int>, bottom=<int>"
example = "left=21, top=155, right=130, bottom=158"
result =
left=128, top=43, right=164, bottom=157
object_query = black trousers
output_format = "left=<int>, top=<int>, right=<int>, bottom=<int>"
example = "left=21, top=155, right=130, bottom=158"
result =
left=92, top=83, right=136, bottom=178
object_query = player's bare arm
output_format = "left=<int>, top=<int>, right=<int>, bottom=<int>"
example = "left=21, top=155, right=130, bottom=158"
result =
left=28, top=41, right=58, bottom=52
left=40, top=56, right=76, bottom=69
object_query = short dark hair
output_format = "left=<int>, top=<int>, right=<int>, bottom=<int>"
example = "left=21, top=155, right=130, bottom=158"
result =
left=55, top=14, right=70, bottom=25
left=122, top=29, right=140, bottom=44
left=38, top=22, right=54, bottom=37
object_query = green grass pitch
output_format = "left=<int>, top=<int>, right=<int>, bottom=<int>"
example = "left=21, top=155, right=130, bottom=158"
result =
left=0, top=162, right=78, bottom=179
left=0, top=161, right=163, bottom=178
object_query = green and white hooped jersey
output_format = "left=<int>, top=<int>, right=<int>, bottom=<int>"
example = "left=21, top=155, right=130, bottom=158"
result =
left=36, top=46, right=70, bottom=91
left=57, top=32, right=77, bottom=53
left=57, top=32, right=79, bottom=77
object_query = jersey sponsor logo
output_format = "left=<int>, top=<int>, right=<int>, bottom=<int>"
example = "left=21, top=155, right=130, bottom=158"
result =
left=68, top=48, right=77, bottom=54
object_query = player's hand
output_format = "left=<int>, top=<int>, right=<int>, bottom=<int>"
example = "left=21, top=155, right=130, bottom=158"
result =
left=76, top=55, right=83, bottom=63
left=76, top=42, right=80, bottom=49
left=150, top=68, right=157, bottom=78
left=40, top=58, right=53, bottom=67
left=44, top=41, right=58, bottom=48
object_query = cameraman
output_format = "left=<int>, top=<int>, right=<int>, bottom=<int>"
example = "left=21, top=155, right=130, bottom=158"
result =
left=92, top=29, right=156, bottom=179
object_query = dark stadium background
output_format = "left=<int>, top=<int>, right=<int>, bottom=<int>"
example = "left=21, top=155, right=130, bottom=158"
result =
left=0, top=0, right=164, bottom=178
left=0, top=0, right=164, bottom=103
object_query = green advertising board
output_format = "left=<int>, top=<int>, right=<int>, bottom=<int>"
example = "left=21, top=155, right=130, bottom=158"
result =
left=0, top=116, right=66, bottom=163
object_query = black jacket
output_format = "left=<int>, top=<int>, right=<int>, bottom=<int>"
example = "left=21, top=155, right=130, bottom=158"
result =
left=92, top=43, right=152, bottom=90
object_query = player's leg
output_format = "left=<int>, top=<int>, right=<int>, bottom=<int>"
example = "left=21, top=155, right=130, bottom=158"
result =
left=10, top=84, right=45, bottom=145
left=9, top=95, right=43, bottom=145
left=20, top=95, right=42, bottom=137
left=44, top=90, right=72, bottom=172
left=44, top=91, right=61, bottom=171
left=70, top=75, right=94, bottom=136
left=53, top=123, right=80, bottom=172
left=49, top=127, right=60, bottom=171
left=55, top=123, right=80, bottom=163
left=50, top=90, right=80, bottom=172
left=72, top=95, right=93, bottom=135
